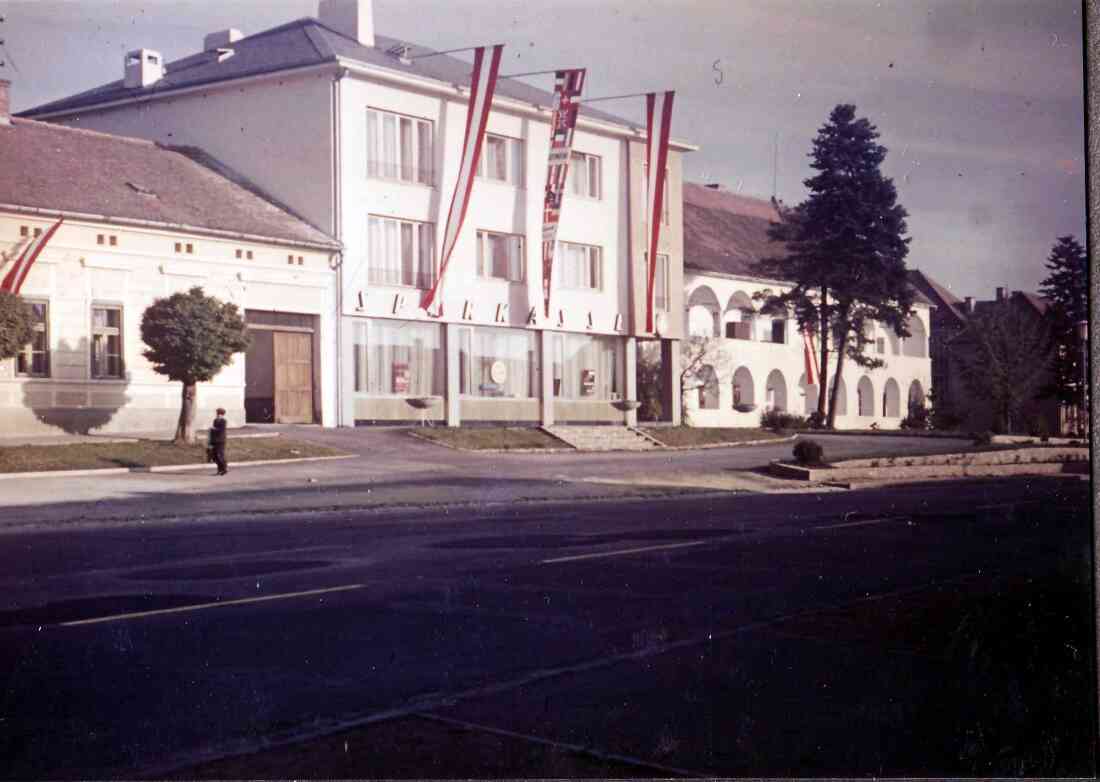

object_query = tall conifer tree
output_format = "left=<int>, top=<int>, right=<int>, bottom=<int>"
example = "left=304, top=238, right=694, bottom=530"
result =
left=757, top=104, right=914, bottom=427
left=1038, top=235, right=1088, bottom=420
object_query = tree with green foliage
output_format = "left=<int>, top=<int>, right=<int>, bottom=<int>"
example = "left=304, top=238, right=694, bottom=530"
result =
left=756, top=104, right=915, bottom=428
left=0, top=291, right=34, bottom=362
left=1038, top=235, right=1088, bottom=429
left=140, top=286, right=250, bottom=444
left=953, top=301, right=1054, bottom=434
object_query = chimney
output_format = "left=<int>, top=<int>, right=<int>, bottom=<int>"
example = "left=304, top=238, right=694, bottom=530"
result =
left=964, top=296, right=974, bottom=313
left=204, top=28, right=243, bottom=52
left=995, top=286, right=1006, bottom=302
left=704, top=183, right=721, bottom=190
left=0, top=80, right=10, bottom=126
left=318, top=0, right=374, bottom=47
left=124, top=49, right=164, bottom=88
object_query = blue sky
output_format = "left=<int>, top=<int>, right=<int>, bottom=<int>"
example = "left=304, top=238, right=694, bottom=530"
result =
left=2, top=0, right=1086, bottom=298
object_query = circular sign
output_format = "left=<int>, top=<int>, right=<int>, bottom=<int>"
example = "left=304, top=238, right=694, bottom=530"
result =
left=489, top=360, right=508, bottom=384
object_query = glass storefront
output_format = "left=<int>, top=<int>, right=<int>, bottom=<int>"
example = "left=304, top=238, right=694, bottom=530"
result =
left=552, top=333, right=621, bottom=400
left=353, top=319, right=443, bottom=396
left=458, top=325, right=538, bottom=398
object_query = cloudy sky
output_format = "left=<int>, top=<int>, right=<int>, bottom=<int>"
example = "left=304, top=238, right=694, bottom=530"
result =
left=2, top=0, right=1086, bottom=298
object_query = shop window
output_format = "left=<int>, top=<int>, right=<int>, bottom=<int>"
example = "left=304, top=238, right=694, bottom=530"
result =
left=458, top=325, right=538, bottom=399
left=552, top=333, right=621, bottom=400
left=91, top=305, right=123, bottom=379
left=352, top=319, right=443, bottom=396
left=16, top=300, right=49, bottom=377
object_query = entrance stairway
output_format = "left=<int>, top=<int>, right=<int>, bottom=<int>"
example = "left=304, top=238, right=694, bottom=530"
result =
left=544, top=425, right=664, bottom=451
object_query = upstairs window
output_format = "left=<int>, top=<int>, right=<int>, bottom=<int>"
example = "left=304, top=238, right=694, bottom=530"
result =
left=653, top=253, right=670, bottom=311
left=557, top=242, right=602, bottom=291
left=366, top=108, right=433, bottom=185
left=476, top=231, right=525, bottom=282
left=477, top=134, right=525, bottom=187
left=567, top=151, right=601, bottom=199
left=367, top=215, right=435, bottom=290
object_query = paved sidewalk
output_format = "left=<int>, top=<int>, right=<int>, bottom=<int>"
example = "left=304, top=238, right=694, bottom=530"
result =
left=0, top=427, right=988, bottom=532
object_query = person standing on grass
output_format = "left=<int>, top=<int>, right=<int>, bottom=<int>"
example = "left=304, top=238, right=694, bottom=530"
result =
left=209, top=407, right=228, bottom=476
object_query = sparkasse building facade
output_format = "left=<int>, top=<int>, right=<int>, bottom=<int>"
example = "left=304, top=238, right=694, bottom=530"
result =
left=24, top=0, right=693, bottom=428
left=0, top=85, right=341, bottom=436
left=679, top=183, right=934, bottom=429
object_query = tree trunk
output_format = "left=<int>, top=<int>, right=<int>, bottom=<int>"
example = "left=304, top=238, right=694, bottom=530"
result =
left=174, top=382, right=197, bottom=445
left=826, top=328, right=848, bottom=429
left=817, top=303, right=830, bottom=419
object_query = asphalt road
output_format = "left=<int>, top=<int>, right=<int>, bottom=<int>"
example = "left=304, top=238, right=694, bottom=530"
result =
left=0, top=474, right=1094, bottom=778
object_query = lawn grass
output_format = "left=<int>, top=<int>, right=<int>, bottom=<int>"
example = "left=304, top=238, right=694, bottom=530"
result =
left=640, top=426, right=786, bottom=447
left=411, top=427, right=567, bottom=451
left=0, top=437, right=346, bottom=473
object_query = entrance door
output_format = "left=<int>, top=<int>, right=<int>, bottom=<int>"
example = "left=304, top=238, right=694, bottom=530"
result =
left=273, top=331, right=313, bottom=423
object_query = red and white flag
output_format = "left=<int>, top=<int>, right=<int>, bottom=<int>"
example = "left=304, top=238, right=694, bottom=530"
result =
left=1, top=218, right=64, bottom=294
left=541, top=68, right=585, bottom=318
left=802, top=329, right=820, bottom=386
left=420, top=44, right=504, bottom=314
left=644, top=91, right=674, bottom=333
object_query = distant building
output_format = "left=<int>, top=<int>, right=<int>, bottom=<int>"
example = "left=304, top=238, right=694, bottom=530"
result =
left=677, top=182, right=934, bottom=429
left=23, top=0, right=694, bottom=428
left=0, top=81, right=340, bottom=436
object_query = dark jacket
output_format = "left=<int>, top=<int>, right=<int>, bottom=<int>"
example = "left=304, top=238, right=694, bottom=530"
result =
left=209, top=417, right=227, bottom=446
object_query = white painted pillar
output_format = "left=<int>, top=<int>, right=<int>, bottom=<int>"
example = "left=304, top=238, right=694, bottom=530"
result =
left=445, top=322, right=461, bottom=427
left=540, top=330, right=555, bottom=427
left=624, top=336, right=637, bottom=427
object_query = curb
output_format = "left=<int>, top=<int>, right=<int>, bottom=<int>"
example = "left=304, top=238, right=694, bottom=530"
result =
left=0, top=454, right=356, bottom=480
left=648, top=434, right=796, bottom=451
left=409, top=429, right=796, bottom=454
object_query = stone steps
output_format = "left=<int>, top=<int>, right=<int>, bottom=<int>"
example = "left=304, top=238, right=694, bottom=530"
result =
left=544, top=425, right=663, bottom=452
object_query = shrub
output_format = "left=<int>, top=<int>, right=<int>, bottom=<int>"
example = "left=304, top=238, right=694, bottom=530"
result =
left=1026, top=415, right=1050, bottom=439
left=793, top=439, right=824, bottom=465
left=971, top=430, right=993, bottom=446
left=761, top=409, right=808, bottom=432
left=900, top=404, right=931, bottom=430
left=806, top=410, right=826, bottom=430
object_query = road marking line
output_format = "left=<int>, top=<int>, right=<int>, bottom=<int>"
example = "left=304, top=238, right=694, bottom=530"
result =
left=58, top=584, right=365, bottom=627
left=813, top=517, right=907, bottom=531
left=542, top=539, right=715, bottom=564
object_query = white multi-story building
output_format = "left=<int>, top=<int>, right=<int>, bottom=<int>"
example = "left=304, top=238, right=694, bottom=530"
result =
left=679, top=183, right=933, bottom=429
left=24, top=0, right=694, bottom=428
left=0, top=85, right=341, bottom=436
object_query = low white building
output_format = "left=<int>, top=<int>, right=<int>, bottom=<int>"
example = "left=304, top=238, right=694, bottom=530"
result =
left=679, top=183, right=933, bottom=429
left=24, top=0, right=694, bottom=428
left=0, top=86, right=341, bottom=436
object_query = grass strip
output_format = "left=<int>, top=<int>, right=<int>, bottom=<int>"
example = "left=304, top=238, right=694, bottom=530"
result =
left=412, top=427, right=566, bottom=451
left=0, top=438, right=345, bottom=474
left=641, top=426, right=782, bottom=447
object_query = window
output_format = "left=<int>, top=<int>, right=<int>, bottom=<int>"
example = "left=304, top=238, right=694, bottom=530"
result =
left=567, top=151, right=601, bottom=199
left=16, top=300, right=48, bottom=377
left=366, top=108, right=433, bottom=185
left=477, top=134, right=525, bottom=187
left=654, top=254, right=670, bottom=311
left=768, top=319, right=786, bottom=344
left=557, top=242, right=602, bottom=291
left=458, top=325, right=538, bottom=399
left=367, top=216, right=435, bottom=289
left=876, top=336, right=886, bottom=354
left=91, top=305, right=123, bottom=379
left=552, top=333, right=621, bottom=400
left=352, top=319, right=443, bottom=396
left=476, top=231, right=525, bottom=282
left=642, top=164, right=671, bottom=225
left=726, top=320, right=752, bottom=340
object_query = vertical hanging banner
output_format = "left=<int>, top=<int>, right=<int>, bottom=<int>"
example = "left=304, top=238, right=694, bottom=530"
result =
left=541, top=68, right=586, bottom=319
left=1, top=217, right=64, bottom=293
left=644, top=91, right=674, bottom=333
left=420, top=44, right=504, bottom=314
left=802, top=329, right=820, bottom=386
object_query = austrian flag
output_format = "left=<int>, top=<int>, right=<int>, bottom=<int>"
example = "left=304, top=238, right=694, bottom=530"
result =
left=644, top=91, right=674, bottom=333
left=1, top=218, right=64, bottom=294
left=420, top=44, right=504, bottom=314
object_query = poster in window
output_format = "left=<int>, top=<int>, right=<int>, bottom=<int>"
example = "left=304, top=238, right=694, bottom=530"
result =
left=393, top=362, right=410, bottom=394
left=580, top=368, right=596, bottom=397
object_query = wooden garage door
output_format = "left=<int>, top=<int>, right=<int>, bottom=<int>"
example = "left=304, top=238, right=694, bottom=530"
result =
left=273, top=331, right=313, bottom=423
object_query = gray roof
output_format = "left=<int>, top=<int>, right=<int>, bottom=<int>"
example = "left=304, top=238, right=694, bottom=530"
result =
left=22, top=18, right=636, bottom=128
left=0, top=118, right=339, bottom=248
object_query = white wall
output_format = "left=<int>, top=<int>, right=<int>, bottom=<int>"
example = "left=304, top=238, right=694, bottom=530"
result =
left=0, top=213, right=336, bottom=435
left=681, top=271, right=933, bottom=430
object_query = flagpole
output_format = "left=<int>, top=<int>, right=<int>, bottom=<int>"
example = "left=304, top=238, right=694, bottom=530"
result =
left=582, top=91, right=663, bottom=103
left=499, top=69, right=564, bottom=79
left=408, top=44, right=505, bottom=60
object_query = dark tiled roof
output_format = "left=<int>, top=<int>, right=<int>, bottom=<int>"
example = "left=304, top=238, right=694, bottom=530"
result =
left=906, top=269, right=964, bottom=322
left=21, top=19, right=634, bottom=128
left=684, top=182, right=935, bottom=307
left=683, top=183, right=784, bottom=278
left=0, top=118, right=338, bottom=247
